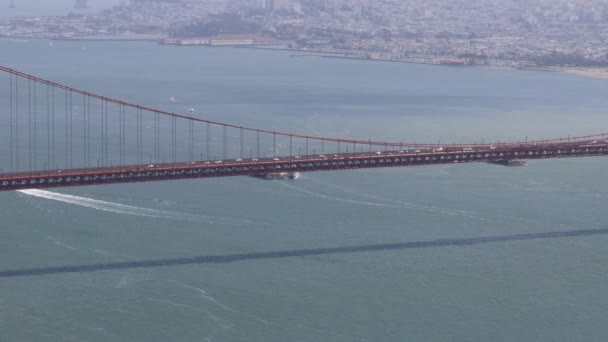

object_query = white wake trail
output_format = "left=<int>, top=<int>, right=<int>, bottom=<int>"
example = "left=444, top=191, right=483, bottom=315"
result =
left=19, top=189, right=188, bottom=219
left=278, top=182, right=399, bottom=208
left=18, top=189, right=253, bottom=225
left=305, top=178, right=489, bottom=221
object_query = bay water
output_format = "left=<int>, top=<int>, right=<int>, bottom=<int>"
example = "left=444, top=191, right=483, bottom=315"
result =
left=1, top=38, right=608, bottom=341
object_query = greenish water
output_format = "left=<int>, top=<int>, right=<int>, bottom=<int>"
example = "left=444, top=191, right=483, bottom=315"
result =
left=1, top=39, right=608, bottom=341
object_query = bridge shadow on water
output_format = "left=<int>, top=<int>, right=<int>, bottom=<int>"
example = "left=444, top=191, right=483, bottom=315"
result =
left=2, top=228, right=608, bottom=278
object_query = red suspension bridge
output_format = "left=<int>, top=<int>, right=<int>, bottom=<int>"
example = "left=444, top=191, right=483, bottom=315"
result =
left=1, top=65, right=607, bottom=191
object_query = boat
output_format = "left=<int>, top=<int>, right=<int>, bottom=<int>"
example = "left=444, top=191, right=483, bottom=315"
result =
left=505, top=159, right=527, bottom=167
left=487, top=159, right=527, bottom=167
left=170, top=96, right=176, bottom=102
left=250, top=172, right=301, bottom=180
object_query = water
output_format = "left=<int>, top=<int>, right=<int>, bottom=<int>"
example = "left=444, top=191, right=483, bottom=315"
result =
left=1, top=39, right=608, bottom=341
left=1, top=0, right=121, bottom=18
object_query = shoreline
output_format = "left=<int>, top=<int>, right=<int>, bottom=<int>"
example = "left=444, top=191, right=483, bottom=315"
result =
left=243, top=45, right=608, bottom=80
left=518, top=66, right=608, bottom=80
left=2, top=36, right=607, bottom=80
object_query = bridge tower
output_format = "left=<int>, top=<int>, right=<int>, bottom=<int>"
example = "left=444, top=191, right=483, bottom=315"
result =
left=74, top=0, right=87, bottom=9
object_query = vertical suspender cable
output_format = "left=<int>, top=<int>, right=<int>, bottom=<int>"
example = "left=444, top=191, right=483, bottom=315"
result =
left=28, top=79, right=32, bottom=172
left=206, top=122, right=211, bottom=160
left=87, top=96, right=90, bottom=168
left=15, top=76, right=19, bottom=173
left=124, top=105, right=126, bottom=166
left=46, top=84, right=50, bottom=171
left=65, top=89, right=68, bottom=169
left=140, top=109, right=143, bottom=165
left=256, top=130, right=260, bottom=159
left=87, top=96, right=91, bottom=168
left=155, top=111, right=159, bottom=164
left=136, top=108, right=139, bottom=165
left=119, top=104, right=123, bottom=167
left=33, top=81, right=37, bottom=171
left=105, top=100, right=108, bottom=166
left=69, top=92, right=73, bottom=168
left=240, top=128, right=244, bottom=159
left=189, top=120, right=194, bottom=162
left=83, top=94, right=86, bottom=168
left=100, top=99, right=104, bottom=167
left=9, top=74, right=13, bottom=174
left=51, top=87, right=55, bottom=170
left=172, top=115, right=176, bottom=163
left=137, top=108, right=141, bottom=165
left=223, top=125, right=227, bottom=160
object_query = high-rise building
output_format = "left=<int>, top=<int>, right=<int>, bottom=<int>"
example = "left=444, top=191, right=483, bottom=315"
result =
left=273, top=0, right=284, bottom=10
left=250, top=0, right=290, bottom=11
left=249, top=0, right=266, bottom=9
left=9, top=0, right=15, bottom=8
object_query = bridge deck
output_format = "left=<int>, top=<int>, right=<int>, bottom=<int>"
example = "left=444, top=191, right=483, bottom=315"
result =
left=1, top=141, right=606, bottom=191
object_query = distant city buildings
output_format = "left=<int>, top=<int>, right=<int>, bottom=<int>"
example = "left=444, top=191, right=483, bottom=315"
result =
left=249, top=0, right=266, bottom=9
left=249, top=0, right=291, bottom=11
left=161, top=37, right=255, bottom=46
left=2, top=0, right=608, bottom=68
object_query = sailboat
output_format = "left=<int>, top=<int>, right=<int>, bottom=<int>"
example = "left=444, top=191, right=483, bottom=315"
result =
left=49, top=40, right=53, bottom=48
left=170, top=96, right=176, bottom=102
left=82, top=44, right=86, bottom=51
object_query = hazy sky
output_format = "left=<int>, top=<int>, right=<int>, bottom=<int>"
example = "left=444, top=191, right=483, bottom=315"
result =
left=2, top=0, right=123, bottom=17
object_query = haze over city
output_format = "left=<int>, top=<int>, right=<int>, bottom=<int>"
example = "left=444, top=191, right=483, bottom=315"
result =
left=3, top=0, right=608, bottom=75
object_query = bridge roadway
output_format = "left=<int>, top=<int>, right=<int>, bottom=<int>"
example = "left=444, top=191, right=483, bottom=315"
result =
left=1, top=140, right=607, bottom=191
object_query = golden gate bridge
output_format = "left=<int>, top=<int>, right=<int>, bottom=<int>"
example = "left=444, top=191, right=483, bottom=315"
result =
left=1, top=65, right=607, bottom=191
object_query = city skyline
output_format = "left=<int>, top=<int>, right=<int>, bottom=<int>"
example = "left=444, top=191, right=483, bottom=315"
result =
left=2, top=0, right=608, bottom=71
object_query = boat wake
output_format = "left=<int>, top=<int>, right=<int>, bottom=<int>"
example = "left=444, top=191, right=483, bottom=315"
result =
left=18, top=189, right=189, bottom=219
left=307, top=178, right=558, bottom=224
left=17, top=189, right=254, bottom=225
left=281, top=180, right=487, bottom=221
left=278, top=182, right=399, bottom=208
